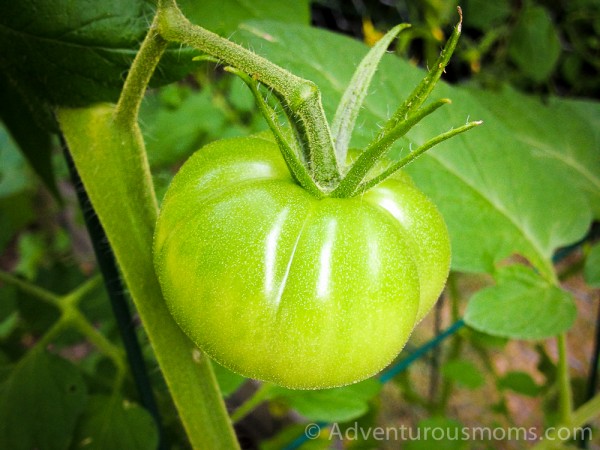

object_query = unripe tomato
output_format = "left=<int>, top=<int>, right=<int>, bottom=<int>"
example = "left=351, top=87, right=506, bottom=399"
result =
left=154, top=135, right=450, bottom=389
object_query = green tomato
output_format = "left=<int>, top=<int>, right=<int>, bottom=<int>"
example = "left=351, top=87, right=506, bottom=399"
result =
left=154, top=135, right=450, bottom=389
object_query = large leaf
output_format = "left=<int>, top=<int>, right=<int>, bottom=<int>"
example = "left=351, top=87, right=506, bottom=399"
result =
left=470, top=88, right=600, bottom=219
left=464, top=265, right=576, bottom=339
left=73, top=394, right=158, bottom=450
left=0, top=0, right=195, bottom=107
left=178, top=0, right=310, bottom=35
left=0, top=349, right=87, bottom=450
left=234, top=22, right=596, bottom=279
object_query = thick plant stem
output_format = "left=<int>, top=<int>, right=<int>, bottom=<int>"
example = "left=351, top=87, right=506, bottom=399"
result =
left=57, top=5, right=240, bottom=446
left=155, top=0, right=340, bottom=189
left=558, top=333, right=574, bottom=425
left=58, top=104, right=240, bottom=450
left=64, top=146, right=164, bottom=444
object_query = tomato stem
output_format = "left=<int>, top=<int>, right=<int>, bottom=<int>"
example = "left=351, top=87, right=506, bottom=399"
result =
left=226, top=67, right=324, bottom=198
left=114, top=16, right=168, bottom=128
left=230, top=383, right=275, bottom=423
left=156, top=0, right=341, bottom=189
left=532, top=392, right=600, bottom=449
left=59, top=103, right=241, bottom=450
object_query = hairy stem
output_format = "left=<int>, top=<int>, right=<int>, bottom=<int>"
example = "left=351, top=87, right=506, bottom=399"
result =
left=114, top=15, right=168, bottom=127
left=58, top=5, right=241, bottom=444
left=64, top=145, right=164, bottom=445
left=226, top=67, right=322, bottom=197
left=59, top=105, right=240, bottom=450
left=155, top=0, right=340, bottom=188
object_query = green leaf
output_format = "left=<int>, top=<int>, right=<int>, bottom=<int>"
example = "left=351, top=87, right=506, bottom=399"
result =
left=140, top=87, right=227, bottom=168
left=14, top=233, right=47, bottom=280
left=0, top=124, right=35, bottom=197
left=235, top=22, right=595, bottom=279
left=584, top=244, right=600, bottom=287
left=508, top=4, right=561, bottom=82
left=0, top=349, right=87, bottom=450
left=271, top=379, right=381, bottom=423
left=331, top=24, right=408, bottom=164
left=73, top=394, right=158, bottom=450
left=0, top=191, right=35, bottom=254
left=0, top=75, right=58, bottom=198
left=0, top=352, right=12, bottom=384
left=471, top=88, right=600, bottom=220
left=0, top=124, right=36, bottom=252
left=464, top=265, right=577, bottom=339
left=178, top=0, right=310, bottom=35
left=441, top=360, right=485, bottom=389
left=497, top=371, right=542, bottom=397
left=0, top=0, right=195, bottom=107
left=0, top=285, right=17, bottom=339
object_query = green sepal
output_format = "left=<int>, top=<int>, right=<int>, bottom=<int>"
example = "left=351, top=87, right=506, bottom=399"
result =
left=331, top=23, right=410, bottom=166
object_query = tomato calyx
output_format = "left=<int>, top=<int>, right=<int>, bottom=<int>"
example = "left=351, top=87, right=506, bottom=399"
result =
left=228, top=7, right=480, bottom=199
left=156, top=2, right=480, bottom=198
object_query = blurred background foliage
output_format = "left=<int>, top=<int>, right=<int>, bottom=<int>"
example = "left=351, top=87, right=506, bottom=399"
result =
left=313, top=0, right=600, bottom=96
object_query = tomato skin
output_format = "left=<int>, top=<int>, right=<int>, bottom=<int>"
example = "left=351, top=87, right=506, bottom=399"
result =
left=154, top=135, right=450, bottom=389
